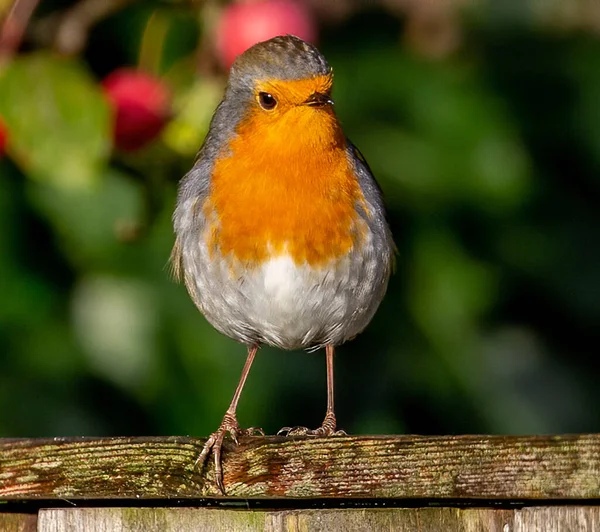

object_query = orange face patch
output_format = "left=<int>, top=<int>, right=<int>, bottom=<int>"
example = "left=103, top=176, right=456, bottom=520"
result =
left=255, top=75, right=333, bottom=108
left=205, top=75, right=366, bottom=267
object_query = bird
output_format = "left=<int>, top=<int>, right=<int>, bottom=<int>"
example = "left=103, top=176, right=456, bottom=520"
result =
left=171, top=34, right=394, bottom=492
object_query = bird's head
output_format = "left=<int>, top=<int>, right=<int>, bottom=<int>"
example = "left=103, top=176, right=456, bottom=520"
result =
left=220, top=35, right=340, bottom=153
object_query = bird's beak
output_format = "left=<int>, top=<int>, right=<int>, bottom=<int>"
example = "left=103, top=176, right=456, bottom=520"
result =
left=304, top=92, right=334, bottom=108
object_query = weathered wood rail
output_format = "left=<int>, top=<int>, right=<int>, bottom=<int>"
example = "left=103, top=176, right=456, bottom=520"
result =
left=1, top=434, right=600, bottom=530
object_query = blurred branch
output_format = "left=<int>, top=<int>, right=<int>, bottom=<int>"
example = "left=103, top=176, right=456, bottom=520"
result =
left=0, top=0, right=40, bottom=65
left=32, top=0, right=135, bottom=56
left=54, top=0, right=135, bottom=55
left=534, top=0, right=600, bottom=34
left=196, top=0, right=221, bottom=77
left=402, top=0, right=463, bottom=59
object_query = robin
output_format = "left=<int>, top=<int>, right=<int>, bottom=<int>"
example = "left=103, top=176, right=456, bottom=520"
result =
left=171, top=35, right=394, bottom=491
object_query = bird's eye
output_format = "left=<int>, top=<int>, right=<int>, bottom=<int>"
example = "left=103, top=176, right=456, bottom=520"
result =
left=258, top=92, right=277, bottom=110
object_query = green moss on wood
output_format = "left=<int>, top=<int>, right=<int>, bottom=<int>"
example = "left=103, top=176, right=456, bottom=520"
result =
left=1, top=435, right=600, bottom=500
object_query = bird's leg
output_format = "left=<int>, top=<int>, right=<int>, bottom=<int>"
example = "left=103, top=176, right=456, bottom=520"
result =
left=196, top=344, right=263, bottom=493
left=320, top=343, right=341, bottom=434
left=278, top=344, right=346, bottom=437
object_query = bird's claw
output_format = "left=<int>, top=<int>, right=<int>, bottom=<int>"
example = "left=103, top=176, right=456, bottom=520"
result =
left=230, top=425, right=264, bottom=445
left=244, top=426, right=265, bottom=436
left=195, top=414, right=263, bottom=493
left=277, top=426, right=347, bottom=436
left=278, top=413, right=346, bottom=437
left=278, top=426, right=311, bottom=436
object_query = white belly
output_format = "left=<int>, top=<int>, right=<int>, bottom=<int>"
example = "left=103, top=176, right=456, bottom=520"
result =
left=184, top=233, right=387, bottom=350
left=251, top=254, right=346, bottom=348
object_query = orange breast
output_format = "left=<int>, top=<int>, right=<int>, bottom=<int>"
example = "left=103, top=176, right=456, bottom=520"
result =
left=205, top=101, right=366, bottom=267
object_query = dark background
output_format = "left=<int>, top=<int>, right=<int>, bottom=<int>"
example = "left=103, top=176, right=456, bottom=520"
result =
left=1, top=0, right=599, bottom=439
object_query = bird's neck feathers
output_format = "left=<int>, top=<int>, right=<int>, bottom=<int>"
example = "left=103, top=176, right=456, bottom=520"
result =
left=204, top=96, right=367, bottom=267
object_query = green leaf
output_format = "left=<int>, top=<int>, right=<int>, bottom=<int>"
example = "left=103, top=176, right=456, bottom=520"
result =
left=29, top=168, right=143, bottom=269
left=163, top=79, right=223, bottom=156
left=0, top=53, right=111, bottom=188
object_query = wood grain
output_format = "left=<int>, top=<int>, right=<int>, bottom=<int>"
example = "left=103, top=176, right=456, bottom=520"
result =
left=37, top=507, right=600, bottom=532
left=1, top=435, right=600, bottom=499
left=0, top=513, right=37, bottom=532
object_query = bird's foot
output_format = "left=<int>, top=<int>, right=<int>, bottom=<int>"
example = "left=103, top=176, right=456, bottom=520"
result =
left=196, top=412, right=264, bottom=493
left=277, top=412, right=346, bottom=437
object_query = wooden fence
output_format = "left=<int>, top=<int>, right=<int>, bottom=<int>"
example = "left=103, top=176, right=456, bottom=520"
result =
left=1, top=435, right=600, bottom=530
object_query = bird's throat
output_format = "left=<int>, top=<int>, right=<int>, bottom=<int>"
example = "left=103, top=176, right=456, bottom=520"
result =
left=205, top=107, right=367, bottom=267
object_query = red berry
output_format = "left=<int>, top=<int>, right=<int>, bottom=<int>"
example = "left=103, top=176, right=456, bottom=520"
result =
left=102, top=69, right=171, bottom=151
left=0, top=116, right=7, bottom=159
left=216, top=0, right=317, bottom=69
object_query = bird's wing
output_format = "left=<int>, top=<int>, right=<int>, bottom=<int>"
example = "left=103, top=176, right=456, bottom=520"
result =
left=346, top=138, right=398, bottom=265
left=170, top=156, right=212, bottom=282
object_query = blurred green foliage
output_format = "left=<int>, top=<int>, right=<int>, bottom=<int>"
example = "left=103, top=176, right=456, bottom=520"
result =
left=1, top=0, right=599, bottom=439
